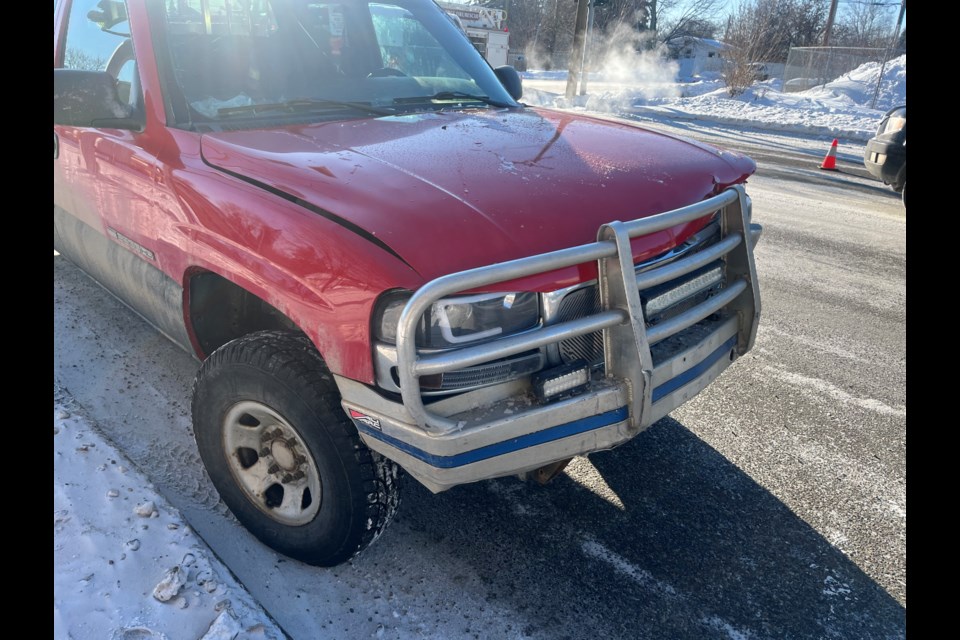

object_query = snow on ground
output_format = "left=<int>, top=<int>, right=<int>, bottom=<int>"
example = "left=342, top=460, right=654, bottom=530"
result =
left=53, top=387, right=285, bottom=640
left=521, top=55, right=906, bottom=143
left=804, top=54, right=906, bottom=112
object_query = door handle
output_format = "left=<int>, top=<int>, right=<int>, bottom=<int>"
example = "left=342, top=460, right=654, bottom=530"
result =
left=54, top=132, right=59, bottom=160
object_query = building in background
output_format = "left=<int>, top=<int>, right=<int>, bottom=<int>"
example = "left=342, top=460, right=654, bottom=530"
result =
left=437, top=1, right=510, bottom=67
left=667, top=36, right=731, bottom=78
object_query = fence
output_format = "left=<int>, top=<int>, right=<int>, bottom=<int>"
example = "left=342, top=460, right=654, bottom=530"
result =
left=783, top=46, right=888, bottom=93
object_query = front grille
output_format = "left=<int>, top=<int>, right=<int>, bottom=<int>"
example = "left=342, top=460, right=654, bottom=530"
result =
left=392, top=351, right=543, bottom=394
left=555, top=222, right=727, bottom=368
left=557, top=287, right=604, bottom=366
left=435, top=352, right=543, bottom=390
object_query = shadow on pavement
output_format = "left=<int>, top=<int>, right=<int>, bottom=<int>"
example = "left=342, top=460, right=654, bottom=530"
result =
left=393, top=416, right=905, bottom=639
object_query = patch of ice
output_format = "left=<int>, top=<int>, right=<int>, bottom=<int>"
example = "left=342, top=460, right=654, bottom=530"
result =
left=823, top=575, right=852, bottom=598
left=762, top=365, right=906, bottom=417
left=580, top=537, right=678, bottom=597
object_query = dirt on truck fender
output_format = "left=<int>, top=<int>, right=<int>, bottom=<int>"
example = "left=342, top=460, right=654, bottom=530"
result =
left=54, top=0, right=762, bottom=566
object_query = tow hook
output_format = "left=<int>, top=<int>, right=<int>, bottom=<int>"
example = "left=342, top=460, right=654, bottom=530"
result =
left=523, top=458, right=573, bottom=485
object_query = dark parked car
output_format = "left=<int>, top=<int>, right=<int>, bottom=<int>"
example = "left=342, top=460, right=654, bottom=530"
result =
left=864, top=106, right=906, bottom=206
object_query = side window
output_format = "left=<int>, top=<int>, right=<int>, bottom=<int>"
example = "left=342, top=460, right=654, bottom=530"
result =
left=64, top=0, right=140, bottom=108
left=369, top=3, right=467, bottom=79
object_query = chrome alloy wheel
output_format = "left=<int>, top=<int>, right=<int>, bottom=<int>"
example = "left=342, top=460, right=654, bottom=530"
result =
left=221, top=400, right=322, bottom=526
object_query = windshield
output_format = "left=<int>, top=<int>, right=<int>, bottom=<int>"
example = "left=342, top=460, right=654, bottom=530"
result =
left=156, top=0, right=519, bottom=125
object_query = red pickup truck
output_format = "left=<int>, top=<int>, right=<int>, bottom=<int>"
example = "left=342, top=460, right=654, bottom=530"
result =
left=54, top=0, right=762, bottom=567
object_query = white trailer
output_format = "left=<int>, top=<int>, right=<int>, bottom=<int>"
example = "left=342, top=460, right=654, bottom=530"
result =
left=437, top=1, right=510, bottom=68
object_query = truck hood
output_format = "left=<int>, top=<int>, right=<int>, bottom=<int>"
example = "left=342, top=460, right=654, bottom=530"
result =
left=200, top=108, right=755, bottom=282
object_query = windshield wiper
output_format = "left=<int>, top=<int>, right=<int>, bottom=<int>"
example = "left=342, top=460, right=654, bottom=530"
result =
left=217, top=99, right=394, bottom=118
left=393, top=92, right=515, bottom=109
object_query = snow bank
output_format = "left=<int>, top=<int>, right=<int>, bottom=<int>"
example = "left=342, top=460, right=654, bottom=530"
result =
left=802, top=54, right=906, bottom=112
left=625, top=81, right=891, bottom=142
left=522, top=80, right=885, bottom=142
left=521, top=58, right=905, bottom=142
left=53, top=390, right=284, bottom=640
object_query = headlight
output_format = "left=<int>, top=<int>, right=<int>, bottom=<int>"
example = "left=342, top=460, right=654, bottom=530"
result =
left=374, top=290, right=540, bottom=349
left=883, top=116, right=906, bottom=134
left=879, top=107, right=906, bottom=135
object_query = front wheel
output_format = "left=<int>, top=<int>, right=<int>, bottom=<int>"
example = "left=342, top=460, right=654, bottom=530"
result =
left=192, top=331, right=401, bottom=566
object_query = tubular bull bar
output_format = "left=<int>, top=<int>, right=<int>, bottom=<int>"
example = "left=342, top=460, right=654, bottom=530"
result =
left=338, top=185, right=761, bottom=492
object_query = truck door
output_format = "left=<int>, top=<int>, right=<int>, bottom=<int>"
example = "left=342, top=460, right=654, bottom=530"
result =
left=54, top=0, right=192, bottom=350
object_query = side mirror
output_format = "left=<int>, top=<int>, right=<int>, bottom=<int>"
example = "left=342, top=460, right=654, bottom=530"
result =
left=494, top=65, right=523, bottom=101
left=54, top=69, right=141, bottom=129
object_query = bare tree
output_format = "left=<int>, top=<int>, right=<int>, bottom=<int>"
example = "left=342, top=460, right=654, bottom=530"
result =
left=514, top=2, right=548, bottom=54
left=831, top=0, right=898, bottom=48
left=465, top=0, right=727, bottom=68
left=471, top=0, right=550, bottom=55
left=785, top=0, right=830, bottom=50
left=64, top=49, right=107, bottom=71
left=593, top=0, right=652, bottom=36
left=721, top=0, right=830, bottom=95
left=656, top=0, right=724, bottom=43
left=536, top=0, right=578, bottom=68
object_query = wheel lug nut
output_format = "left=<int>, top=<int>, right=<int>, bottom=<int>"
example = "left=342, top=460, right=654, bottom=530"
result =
left=281, top=474, right=293, bottom=483
left=259, top=448, right=269, bottom=457
left=268, top=463, right=280, bottom=474
left=292, top=470, right=305, bottom=480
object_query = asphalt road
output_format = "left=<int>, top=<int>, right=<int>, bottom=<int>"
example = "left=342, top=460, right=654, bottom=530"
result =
left=53, top=126, right=906, bottom=639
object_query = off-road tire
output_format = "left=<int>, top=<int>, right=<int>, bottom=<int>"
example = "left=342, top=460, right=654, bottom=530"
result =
left=192, top=330, right=401, bottom=566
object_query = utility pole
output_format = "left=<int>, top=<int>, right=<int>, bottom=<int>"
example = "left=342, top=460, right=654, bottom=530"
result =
left=892, top=0, right=906, bottom=49
left=822, top=0, right=838, bottom=46
left=565, top=0, right=591, bottom=99
left=579, top=1, right=596, bottom=95
left=870, top=0, right=906, bottom=108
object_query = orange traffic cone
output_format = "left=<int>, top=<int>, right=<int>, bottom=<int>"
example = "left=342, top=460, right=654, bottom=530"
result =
left=819, top=139, right=839, bottom=171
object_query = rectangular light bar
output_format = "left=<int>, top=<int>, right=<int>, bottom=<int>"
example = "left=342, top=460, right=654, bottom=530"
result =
left=644, top=265, right=724, bottom=318
left=532, top=360, right=590, bottom=402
